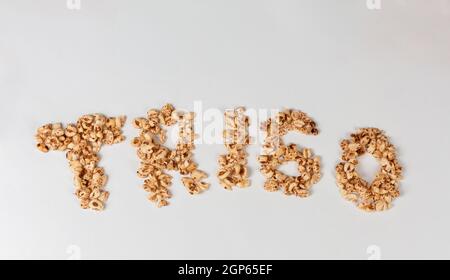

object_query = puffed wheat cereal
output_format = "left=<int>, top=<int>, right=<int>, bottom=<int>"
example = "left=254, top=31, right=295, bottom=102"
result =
left=132, top=104, right=209, bottom=207
left=35, top=114, right=127, bottom=211
left=257, top=109, right=321, bottom=198
left=217, top=107, right=251, bottom=190
left=335, top=128, right=403, bottom=212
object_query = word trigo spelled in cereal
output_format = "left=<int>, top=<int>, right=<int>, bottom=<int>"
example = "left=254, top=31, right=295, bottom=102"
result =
left=35, top=105, right=404, bottom=213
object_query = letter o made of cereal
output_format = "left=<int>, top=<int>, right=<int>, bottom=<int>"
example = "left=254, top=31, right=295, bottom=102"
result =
left=336, top=128, right=403, bottom=212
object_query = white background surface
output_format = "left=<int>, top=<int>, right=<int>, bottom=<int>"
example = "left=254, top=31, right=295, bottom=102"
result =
left=0, top=0, right=450, bottom=260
